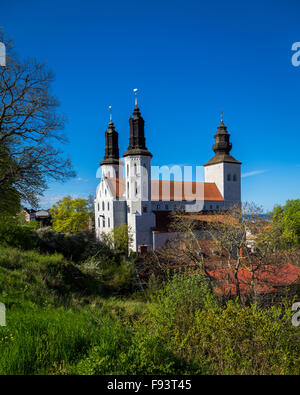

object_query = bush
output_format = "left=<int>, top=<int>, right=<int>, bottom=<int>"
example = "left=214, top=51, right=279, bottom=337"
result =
left=189, top=301, right=300, bottom=374
left=136, top=271, right=300, bottom=375
left=81, top=253, right=137, bottom=296
left=0, top=216, right=37, bottom=250
left=35, top=227, right=106, bottom=263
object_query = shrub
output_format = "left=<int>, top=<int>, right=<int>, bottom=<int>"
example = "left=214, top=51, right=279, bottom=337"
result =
left=35, top=227, right=105, bottom=262
left=0, top=216, right=37, bottom=250
left=189, top=301, right=300, bottom=374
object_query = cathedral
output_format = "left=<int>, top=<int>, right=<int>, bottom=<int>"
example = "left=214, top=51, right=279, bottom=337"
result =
left=95, top=98, right=241, bottom=252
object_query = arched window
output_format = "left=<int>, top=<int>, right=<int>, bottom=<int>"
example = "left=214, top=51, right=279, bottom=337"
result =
left=134, top=163, right=137, bottom=175
left=127, top=164, right=129, bottom=177
left=102, top=201, right=104, bottom=210
left=107, top=202, right=110, bottom=211
left=127, top=182, right=129, bottom=199
left=97, top=203, right=99, bottom=211
left=227, top=174, right=231, bottom=181
left=135, top=181, right=138, bottom=196
left=108, top=217, right=110, bottom=228
left=98, top=217, right=100, bottom=227
left=103, top=217, right=105, bottom=228
left=233, top=174, right=237, bottom=182
left=105, top=189, right=107, bottom=196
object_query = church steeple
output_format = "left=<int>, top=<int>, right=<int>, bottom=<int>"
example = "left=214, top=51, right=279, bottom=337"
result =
left=204, top=117, right=241, bottom=166
left=123, top=99, right=152, bottom=158
left=100, top=119, right=120, bottom=166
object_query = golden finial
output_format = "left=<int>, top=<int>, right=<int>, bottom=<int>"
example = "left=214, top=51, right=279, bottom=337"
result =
left=109, top=105, right=112, bottom=122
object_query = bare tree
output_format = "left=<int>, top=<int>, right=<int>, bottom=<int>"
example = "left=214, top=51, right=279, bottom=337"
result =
left=0, top=31, right=75, bottom=209
left=149, top=203, right=294, bottom=304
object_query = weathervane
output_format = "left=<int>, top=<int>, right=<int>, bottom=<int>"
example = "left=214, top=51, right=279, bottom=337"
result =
left=109, top=105, right=112, bottom=121
left=133, top=88, right=138, bottom=106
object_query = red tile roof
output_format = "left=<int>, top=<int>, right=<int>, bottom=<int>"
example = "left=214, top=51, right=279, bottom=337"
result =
left=106, top=178, right=224, bottom=201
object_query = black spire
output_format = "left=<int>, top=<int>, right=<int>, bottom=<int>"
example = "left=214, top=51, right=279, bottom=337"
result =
left=123, top=105, right=152, bottom=157
left=204, top=119, right=241, bottom=166
left=100, top=120, right=120, bottom=166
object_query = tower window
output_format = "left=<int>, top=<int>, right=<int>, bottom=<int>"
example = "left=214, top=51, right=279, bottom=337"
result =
left=227, top=174, right=231, bottom=181
left=127, top=182, right=129, bottom=199
left=134, top=163, right=137, bottom=175
left=103, top=217, right=105, bottom=227
left=127, top=164, right=129, bottom=177
left=102, top=201, right=105, bottom=211
left=98, top=217, right=100, bottom=227
left=135, top=181, right=138, bottom=196
left=233, top=174, right=237, bottom=181
left=107, top=202, right=110, bottom=211
left=97, top=203, right=99, bottom=211
left=108, top=217, right=110, bottom=228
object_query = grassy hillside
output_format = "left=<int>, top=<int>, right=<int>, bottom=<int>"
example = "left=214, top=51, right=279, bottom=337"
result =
left=0, top=244, right=299, bottom=375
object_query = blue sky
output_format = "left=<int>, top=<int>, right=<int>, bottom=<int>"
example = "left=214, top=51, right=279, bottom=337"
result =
left=2, top=0, right=300, bottom=211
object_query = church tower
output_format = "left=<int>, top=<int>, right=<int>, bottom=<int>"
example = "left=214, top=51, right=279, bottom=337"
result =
left=123, top=93, right=155, bottom=251
left=204, top=117, right=241, bottom=207
left=100, top=118, right=122, bottom=179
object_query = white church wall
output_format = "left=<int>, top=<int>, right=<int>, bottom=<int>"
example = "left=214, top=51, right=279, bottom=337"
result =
left=204, top=163, right=224, bottom=197
left=223, top=162, right=241, bottom=206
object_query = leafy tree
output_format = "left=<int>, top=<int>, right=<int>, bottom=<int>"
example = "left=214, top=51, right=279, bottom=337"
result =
left=0, top=30, right=75, bottom=209
left=270, top=199, right=300, bottom=249
left=50, top=196, right=90, bottom=233
left=101, top=224, right=133, bottom=255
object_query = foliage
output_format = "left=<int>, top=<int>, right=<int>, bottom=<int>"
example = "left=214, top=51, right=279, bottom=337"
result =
left=81, top=252, right=137, bottom=296
left=0, top=216, right=37, bottom=250
left=35, top=226, right=100, bottom=262
left=137, top=273, right=300, bottom=375
left=270, top=199, right=300, bottom=249
left=0, top=245, right=299, bottom=375
left=189, top=301, right=300, bottom=374
left=101, top=224, right=133, bottom=256
left=50, top=196, right=90, bottom=233
left=0, top=308, right=116, bottom=374
left=0, top=246, right=104, bottom=308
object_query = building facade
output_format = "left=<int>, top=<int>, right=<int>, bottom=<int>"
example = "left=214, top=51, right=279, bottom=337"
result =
left=95, top=102, right=241, bottom=251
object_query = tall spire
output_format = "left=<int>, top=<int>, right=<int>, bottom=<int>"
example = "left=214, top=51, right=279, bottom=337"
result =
left=123, top=90, right=152, bottom=157
left=204, top=117, right=241, bottom=166
left=100, top=113, right=120, bottom=166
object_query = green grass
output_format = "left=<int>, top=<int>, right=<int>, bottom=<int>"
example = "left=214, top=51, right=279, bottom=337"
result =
left=0, top=245, right=299, bottom=375
left=0, top=306, right=132, bottom=374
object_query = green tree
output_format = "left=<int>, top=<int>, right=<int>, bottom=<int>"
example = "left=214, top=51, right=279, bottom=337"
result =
left=101, top=224, right=133, bottom=255
left=270, top=199, right=300, bottom=249
left=50, top=196, right=90, bottom=233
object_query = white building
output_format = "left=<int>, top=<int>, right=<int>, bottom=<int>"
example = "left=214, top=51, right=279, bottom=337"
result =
left=95, top=102, right=241, bottom=252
